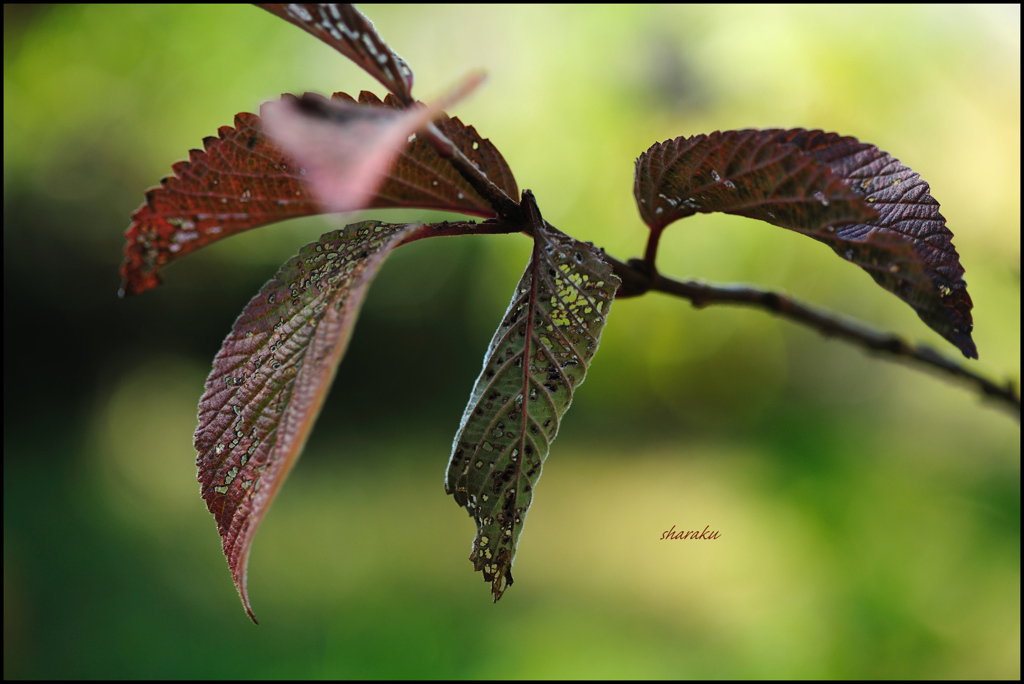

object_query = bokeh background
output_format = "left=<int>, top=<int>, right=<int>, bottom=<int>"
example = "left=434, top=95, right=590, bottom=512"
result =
left=4, top=4, right=1019, bottom=678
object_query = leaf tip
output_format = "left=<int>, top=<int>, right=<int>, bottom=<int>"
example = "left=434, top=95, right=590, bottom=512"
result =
left=117, top=264, right=158, bottom=297
left=491, top=567, right=513, bottom=603
left=232, top=544, right=260, bottom=624
left=955, top=333, right=978, bottom=360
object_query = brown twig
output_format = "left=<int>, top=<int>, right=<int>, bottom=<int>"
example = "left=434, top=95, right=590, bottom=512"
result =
left=603, top=253, right=1021, bottom=417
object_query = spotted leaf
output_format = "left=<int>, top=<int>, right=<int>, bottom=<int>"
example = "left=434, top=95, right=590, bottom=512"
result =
left=258, top=3, right=415, bottom=104
left=260, top=70, right=485, bottom=216
left=119, top=108, right=318, bottom=297
left=359, top=91, right=519, bottom=215
left=194, top=220, right=420, bottom=623
left=120, top=85, right=505, bottom=297
left=446, top=204, right=620, bottom=601
left=635, top=129, right=976, bottom=358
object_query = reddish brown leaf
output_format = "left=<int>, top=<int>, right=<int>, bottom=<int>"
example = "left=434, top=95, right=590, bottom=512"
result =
left=634, top=129, right=874, bottom=232
left=120, top=90, right=515, bottom=296
left=361, top=91, right=519, bottom=215
left=634, top=129, right=976, bottom=358
left=259, top=71, right=485, bottom=216
left=194, top=220, right=420, bottom=623
left=258, top=3, right=414, bottom=104
left=119, top=111, right=318, bottom=297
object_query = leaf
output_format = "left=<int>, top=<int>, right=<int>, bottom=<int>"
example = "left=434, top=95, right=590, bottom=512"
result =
left=120, top=88, right=512, bottom=296
left=634, top=129, right=875, bottom=232
left=259, top=71, right=486, bottom=215
left=119, top=110, right=319, bottom=297
left=358, top=91, right=519, bottom=215
left=776, top=128, right=975, bottom=358
left=258, top=3, right=415, bottom=104
left=445, top=215, right=620, bottom=601
left=634, top=129, right=976, bottom=358
left=194, top=220, right=420, bottom=623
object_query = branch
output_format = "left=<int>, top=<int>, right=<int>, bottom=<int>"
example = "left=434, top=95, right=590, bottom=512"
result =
left=405, top=211, right=1020, bottom=417
left=603, top=254, right=1021, bottom=417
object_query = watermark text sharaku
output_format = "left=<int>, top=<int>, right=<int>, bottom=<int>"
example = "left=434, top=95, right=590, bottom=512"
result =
left=660, top=525, right=720, bottom=540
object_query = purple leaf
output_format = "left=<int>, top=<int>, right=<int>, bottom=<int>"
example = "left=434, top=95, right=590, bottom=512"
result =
left=635, top=129, right=976, bottom=358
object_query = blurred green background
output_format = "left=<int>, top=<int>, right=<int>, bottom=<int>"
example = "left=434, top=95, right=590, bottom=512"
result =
left=4, top=4, right=1019, bottom=678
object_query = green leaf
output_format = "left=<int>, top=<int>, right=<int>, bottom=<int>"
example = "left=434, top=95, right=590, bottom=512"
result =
left=194, top=220, right=420, bottom=623
left=446, top=212, right=620, bottom=601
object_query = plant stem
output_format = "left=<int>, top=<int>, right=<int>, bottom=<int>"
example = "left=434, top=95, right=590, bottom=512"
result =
left=642, top=225, right=665, bottom=273
left=397, top=219, right=524, bottom=247
left=602, top=253, right=1021, bottom=417
left=398, top=211, right=1020, bottom=417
